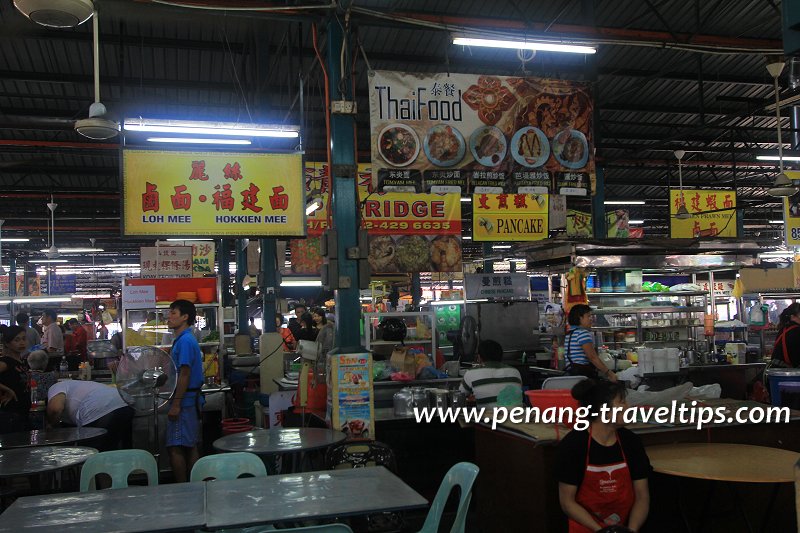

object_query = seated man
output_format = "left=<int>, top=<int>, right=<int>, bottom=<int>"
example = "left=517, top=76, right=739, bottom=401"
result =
left=47, top=380, right=135, bottom=451
left=459, top=339, right=523, bottom=409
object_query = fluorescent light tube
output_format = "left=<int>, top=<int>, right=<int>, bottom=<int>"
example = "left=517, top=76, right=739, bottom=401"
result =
left=430, top=300, right=465, bottom=306
left=462, top=236, right=472, bottom=240
left=0, top=299, right=10, bottom=305
left=492, top=245, right=512, bottom=249
left=769, top=220, right=785, bottom=224
left=460, top=198, right=472, bottom=202
left=280, top=280, right=322, bottom=287
left=146, top=137, right=252, bottom=145
left=628, top=220, right=644, bottom=224
left=39, top=248, right=103, bottom=253
left=453, top=37, right=596, bottom=54
left=12, top=296, right=72, bottom=303
left=72, top=294, right=112, bottom=299
left=125, top=119, right=299, bottom=138
left=30, top=259, right=68, bottom=263
left=604, top=200, right=645, bottom=205
left=165, top=239, right=213, bottom=242
left=756, top=155, right=800, bottom=162
left=1, top=238, right=30, bottom=242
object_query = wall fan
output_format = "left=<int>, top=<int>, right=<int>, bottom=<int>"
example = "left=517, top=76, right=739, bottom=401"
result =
left=74, top=8, right=119, bottom=140
left=116, top=346, right=176, bottom=456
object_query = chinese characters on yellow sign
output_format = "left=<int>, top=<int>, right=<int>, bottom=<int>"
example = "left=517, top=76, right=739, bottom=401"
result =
left=472, top=193, right=549, bottom=241
left=123, top=150, right=305, bottom=237
left=669, top=189, right=737, bottom=239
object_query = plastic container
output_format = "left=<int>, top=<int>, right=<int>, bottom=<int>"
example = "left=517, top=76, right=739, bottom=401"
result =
left=765, top=368, right=800, bottom=406
left=176, top=291, right=198, bottom=303
left=524, top=390, right=581, bottom=428
left=612, top=271, right=627, bottom=293
left=652, top=349, right=668, bottom=373
left=196, top=288, right=216, bottom=303
left=600, top=271, right=613, bottom=293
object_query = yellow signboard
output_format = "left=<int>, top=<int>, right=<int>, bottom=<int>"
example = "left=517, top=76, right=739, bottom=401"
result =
left=123, top=150, right=305, bottom=237
left=784, top=171, right=800, bottom=246
left=567, top=210, right=592, bottom=238
left=472, top=193, right=549, bottom=241
left=669, top=189, right=737, bottom=239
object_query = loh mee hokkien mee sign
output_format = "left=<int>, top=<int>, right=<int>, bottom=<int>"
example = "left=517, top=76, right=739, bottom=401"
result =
left=368, top=70, right=595, bottom=195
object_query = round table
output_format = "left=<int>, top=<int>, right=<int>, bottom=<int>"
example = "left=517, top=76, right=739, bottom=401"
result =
left=0, top=427, right=108, bottom=449
left=213, top=428, right=346, bottom=473
left=0, top=446, right=97, bottom=478
left=647, top=443, right=800, bottom=532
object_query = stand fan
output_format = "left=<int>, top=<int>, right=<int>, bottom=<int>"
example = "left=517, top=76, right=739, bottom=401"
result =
left=115, top=346, right=176, bottom=459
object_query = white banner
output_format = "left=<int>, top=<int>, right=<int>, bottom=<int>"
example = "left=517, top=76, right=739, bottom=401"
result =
left=140, top=246, right=193, bottom=278
left=465, top=273, right=531, bottom=301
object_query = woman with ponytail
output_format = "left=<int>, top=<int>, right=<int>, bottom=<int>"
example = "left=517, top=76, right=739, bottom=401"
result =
left=771, top=303, right=800, bottom=368
left=0, top=325, right=31, bottom=433
left=557, top=380, right=650, bottom=533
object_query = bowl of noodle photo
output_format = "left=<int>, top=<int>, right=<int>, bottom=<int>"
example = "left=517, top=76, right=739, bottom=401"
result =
left=510, top=126, right=550, bottom=168
left=378, top=124, right=420, bottom=167
left=423, top=124, right=466, bottom=167
left=552, top=129, right=589, bottom=169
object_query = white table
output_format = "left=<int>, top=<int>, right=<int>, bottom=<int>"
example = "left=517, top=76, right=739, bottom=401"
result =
left=205, top=466, right=428, bottom=530
left=0, top=481, right=206, bottom=532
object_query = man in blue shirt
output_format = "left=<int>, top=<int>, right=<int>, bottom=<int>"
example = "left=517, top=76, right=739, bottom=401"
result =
left=166, top=299, right=205, bottom=482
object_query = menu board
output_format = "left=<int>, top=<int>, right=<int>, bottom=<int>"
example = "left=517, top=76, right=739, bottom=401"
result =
left=329, top=353, right=374, bottom=440
left=784, top=171, right=800, bottom=246
left=369, top=70, right=595, bottom=194
left=363, top=192, right=462, bottom=273
left=123, top=150, right=305, bottom=237
left=472, top=193, right=549, bottom=241
left=669, top=190, right=737, bottom=239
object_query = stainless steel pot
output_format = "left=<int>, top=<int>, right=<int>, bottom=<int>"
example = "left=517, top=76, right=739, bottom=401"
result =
left=393, top=388, right=414, bottom=417
left=450, top=389, right=467, bottom=408
left=427, top=388, right=450, bottom=409
left=410, top=387, right=429, bottom=410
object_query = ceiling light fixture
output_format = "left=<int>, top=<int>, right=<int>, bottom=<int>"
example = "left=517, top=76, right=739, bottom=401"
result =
left=39, top=247, right=104, bottom=253
left=30, top=259, right=69, bottom=264
left=769, top=219, right=785, bottom=224
left=460, top=197, right=472, bottom=202
left=165, top=238, right=214, bottom=242
left=766, top=59, right=799, bottom=197
left=305, top=198, right=323, bottom=216
left=124, top=119, right=299, bottom=138
left=492, top=245, right=512, bottom=249
left=604, top=200, right=645, bottom=205
left=1, top=238, right=30, bottom=242
left=757, top=155, right=800, bottom=162
left=628, top=220, right=644, bottom=224
left=674, top=149, right=691, bottom=220
left=453, top=37, right=596, bottom=54
left=13, top=0, right=93, bottom=28
left=280, top=280, right=323, bottom=287
left=12, top=296, right=72, bottom=303
left=146, top=137, right=252, bottom=145
left=75, top=10, right=119, bottom=140
left=46, top=197, right=59, bottom=258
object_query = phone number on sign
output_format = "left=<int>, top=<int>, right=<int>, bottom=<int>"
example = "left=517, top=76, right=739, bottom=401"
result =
left=362, top=221, right=453, bottom=231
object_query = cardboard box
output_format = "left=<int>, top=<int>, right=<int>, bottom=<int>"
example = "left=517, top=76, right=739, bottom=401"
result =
left=740, top=267, right=795, bottom=293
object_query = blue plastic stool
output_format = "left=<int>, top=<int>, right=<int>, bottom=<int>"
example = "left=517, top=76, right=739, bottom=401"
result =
left=80, top=449, right=158, bottom=491
left=418, top=462, right=479, bottom=533
left=191, top=452, right=267, bottom=482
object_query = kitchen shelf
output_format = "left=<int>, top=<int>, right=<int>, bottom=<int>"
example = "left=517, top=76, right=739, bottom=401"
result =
left=588, top=291, right=708, bottom=298
left=363, top=311, right=437, bottom=363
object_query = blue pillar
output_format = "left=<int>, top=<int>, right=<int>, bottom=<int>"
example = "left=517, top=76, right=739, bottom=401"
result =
left=219, top=239, right=231, bottom=307
left=592, top=166, right=607, bottom=238
left=235, top=239, right=248, bottom=336
left=482, top=243, right=494, bottom=273
left=8, top=257, right=16, bottom=297
left=260, top=238, right=277, bottom=333
left=327, top=11, right=362, bottom=352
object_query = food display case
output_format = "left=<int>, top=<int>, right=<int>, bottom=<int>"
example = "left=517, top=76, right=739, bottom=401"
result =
left=363, top=311, right=437, bottom=363
left=742, top=292, right=800, bottom=357
left=588, top=291, right=709, bottom=349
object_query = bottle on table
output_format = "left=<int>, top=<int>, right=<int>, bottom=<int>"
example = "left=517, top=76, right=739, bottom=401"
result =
left=59, top=355, right=69, bottom=378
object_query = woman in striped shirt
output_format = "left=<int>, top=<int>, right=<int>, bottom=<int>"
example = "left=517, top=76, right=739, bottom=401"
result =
left=565, top=304, right=616, bottom=381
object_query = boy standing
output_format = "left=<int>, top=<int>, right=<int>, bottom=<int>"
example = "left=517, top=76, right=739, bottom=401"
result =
left=166, top=299, right=205, bottom=482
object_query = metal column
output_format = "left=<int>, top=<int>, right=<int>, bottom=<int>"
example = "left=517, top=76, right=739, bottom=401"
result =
left=235, top=239, right=248, bottom=335
left=8, top=257, right=16, bottom=297
left=482, top=243, right=494, bottom=273
left=219, top=239, right=231, bottom=307
left=411, top=273, right=421, bottom=309
left=592, top=166, right=607, bottom=238
left=327, top=10, right=362, bottom=352
left=260, top=239, right=277, bottom=333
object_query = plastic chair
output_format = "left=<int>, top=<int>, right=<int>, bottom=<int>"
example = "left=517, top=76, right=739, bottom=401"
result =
left=190, top=452, right=267, bottom=482
left=541, top=375, right=587, bottom=390
left=418, top=462, right=479, bottom=533
left=79, top=449, right=158, bottom=491
left=325, top=440, right=398, bottom=471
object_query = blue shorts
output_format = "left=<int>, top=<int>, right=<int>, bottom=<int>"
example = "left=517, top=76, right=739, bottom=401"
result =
left=166, top=407, right=200, bottom=448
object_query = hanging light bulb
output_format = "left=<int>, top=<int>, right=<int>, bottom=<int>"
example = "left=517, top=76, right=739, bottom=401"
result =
left=766, top=59, right=799, bottom=197
left=674, top=150, right=691, bottom=220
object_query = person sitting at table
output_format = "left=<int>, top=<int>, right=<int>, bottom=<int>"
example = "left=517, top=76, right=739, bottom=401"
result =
left=770, top=303, right=800, bottom=368
left=459, top=339, right=522, bottom=408
left=557, top=379, right=651, bottom=533
left=0, top=325, right=31, bottom=433
left=46, top=379, right=134, bottom=451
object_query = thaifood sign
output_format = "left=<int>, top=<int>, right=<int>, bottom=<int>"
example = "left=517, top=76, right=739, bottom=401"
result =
left=368, top=70, right=595, bottom=195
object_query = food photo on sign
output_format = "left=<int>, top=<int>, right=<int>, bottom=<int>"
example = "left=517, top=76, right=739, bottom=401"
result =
left=368, top=71, right=595, bottom=195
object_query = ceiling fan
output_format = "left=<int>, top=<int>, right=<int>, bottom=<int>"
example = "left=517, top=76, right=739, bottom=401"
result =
left=74, top=8, right=119, bottom=140
left=13, top=0, right=93, bottom=28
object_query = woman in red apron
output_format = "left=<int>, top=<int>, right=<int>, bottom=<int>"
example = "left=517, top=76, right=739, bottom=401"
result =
left=770, top=303, right=800, bottom=368
left=557, top=380, right=651, bottom=532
